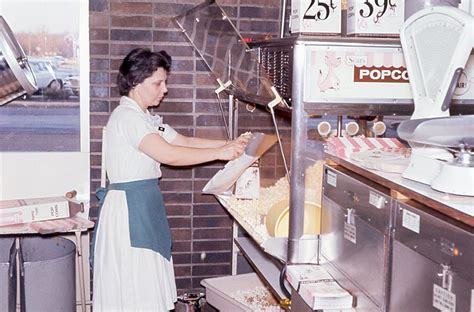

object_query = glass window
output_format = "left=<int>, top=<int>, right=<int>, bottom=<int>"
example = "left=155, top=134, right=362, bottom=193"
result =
left=0, top=0, right=90, bottom=204
left=0, top=0, right=88, bottom=152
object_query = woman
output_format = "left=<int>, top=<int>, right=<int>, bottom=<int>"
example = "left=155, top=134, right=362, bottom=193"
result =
left=93, top=48, right=248, bottom=311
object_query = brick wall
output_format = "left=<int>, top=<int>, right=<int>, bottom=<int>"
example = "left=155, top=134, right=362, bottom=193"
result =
left=89, top=0, right=289, bottom=294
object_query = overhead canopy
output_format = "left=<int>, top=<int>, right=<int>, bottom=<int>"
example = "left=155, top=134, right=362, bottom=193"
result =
left=173, top=0, right=281, bottom=106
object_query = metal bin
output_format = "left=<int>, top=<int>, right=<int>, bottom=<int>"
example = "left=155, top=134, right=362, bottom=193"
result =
left=19, top=236, right=76, bottom=312
left=0, top=238, right=17, bottom=312
left=321, top=165, right=393, bottom=311
left=390, top=200, right=474, bottom=311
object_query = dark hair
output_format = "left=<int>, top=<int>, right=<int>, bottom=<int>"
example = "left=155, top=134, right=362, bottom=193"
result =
left=117, top=48, right=172, bottom=96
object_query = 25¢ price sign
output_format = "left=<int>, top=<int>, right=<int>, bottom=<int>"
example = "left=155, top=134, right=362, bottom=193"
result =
left=292, top=0, right=341, bottom=33
left=303, top=0, right=339, bottom=21
left=358, top=0, right=398, bottom=23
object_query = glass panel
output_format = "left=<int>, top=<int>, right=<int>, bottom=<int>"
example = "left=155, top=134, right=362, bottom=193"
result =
left=174, top=1, right=277, bottom=105
left=0, top=0, right=83, bottom=152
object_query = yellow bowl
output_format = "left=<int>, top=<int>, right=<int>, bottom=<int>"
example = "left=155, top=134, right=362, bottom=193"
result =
left=265, top=199, right=321, bottom=237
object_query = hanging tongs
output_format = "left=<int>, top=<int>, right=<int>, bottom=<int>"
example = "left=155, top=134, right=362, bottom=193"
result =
left=267, top=86, right=291, bottom=181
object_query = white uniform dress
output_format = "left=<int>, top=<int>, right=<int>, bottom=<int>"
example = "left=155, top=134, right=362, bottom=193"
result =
left=93, top=96, right=178, bottom=311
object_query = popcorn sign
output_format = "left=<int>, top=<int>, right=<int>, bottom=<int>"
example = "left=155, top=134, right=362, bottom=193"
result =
left=347, top=0, right=405, bottom=36
left=291, top=0, right=342, bottom=34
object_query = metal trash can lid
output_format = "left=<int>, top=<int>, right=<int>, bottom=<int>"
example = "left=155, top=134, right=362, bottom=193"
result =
left=0, top=16, right=37, bottom=102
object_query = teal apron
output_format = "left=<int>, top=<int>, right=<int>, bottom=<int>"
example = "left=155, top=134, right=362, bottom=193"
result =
left=92, top=178, right=172, bottom=265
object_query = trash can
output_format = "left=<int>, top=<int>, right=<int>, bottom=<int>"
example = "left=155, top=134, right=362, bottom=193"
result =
left=0, top=237, right=17, bottom=312
left=19, top=236, right=76, bottom=312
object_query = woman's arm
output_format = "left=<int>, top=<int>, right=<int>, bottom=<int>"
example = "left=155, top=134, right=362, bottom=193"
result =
left=171, top=132, right=251, bottom=149
left=139, top=133, right=245, bottom=166
left=171, top=133, right=227, bottom=148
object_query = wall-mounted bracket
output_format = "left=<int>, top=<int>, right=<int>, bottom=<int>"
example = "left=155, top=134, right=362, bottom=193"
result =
left=267, top=86, right=287, bottom=109
left=214, top=78, right=232, bottom=95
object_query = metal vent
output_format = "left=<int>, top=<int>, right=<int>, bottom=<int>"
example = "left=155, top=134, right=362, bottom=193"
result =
left=260, top=46, right=293, bottom=103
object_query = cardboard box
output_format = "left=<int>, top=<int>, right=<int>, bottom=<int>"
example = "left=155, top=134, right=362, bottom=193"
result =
left=326, top=137, right=406, bottom=159
left=286, top=264, right=354, bottom=310
left=291, top=0, right=342, bottom=35
left=235, top=165, right=260, bottom=199
left=0, top=196, right=83, bottom=226
left=347, top=0, right=404, bottom=36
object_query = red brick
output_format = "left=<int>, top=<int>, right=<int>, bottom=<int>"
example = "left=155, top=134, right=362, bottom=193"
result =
left=90, top=43, right=109, bottom=55
left=171, top=228, right=192, bottom=241
left=90, top=28, right=109, bottom=41
left=111, top=29, right=152, bottom=41
left=166, top=204, right=192, bottom=216
left=153, top=30, right=188, bottom=43
left=191, top=251, right=231, bottom=264
left=110, top=2, right=152, bottom=15
left=90, top=13, right=110, bottom=27
left=161, top=114, right=193, bottom=127
left=161, top=166, right=193, bottom=179
left=160, top=180, right=193, bottom=192
left=193, top=228, right=232, bottom=240
left=193, top=240, right=232, bottom=252
left=193, top=216, right=232, bottom=228
left=90, top=58, right=109, bottom=71
left=175, top=277, right=192, bottom=290
left=90, top=100, right=110, bottom=113
left=193, top=204, right=228, bottom=217
left=172, top=253, right=191, bottom=264
left=111, top=15, right=153, bottom=28
left=174, top=265, right=191, bottom=277
left=168, top=217, right=192, bottom=228
left=173, top=241, right=191, bottom=252
left=196, top=114, right=226, bottom=127
left=167, top=73, right=194, bottom=85
left=166, top=87, right=194, bottom=99
left=163, top=192, right=192, bottom=204
left=192, top=264, right=232, bottom=277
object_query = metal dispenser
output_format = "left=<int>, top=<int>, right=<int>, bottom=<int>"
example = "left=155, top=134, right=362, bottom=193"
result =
left=0, top=16, right=37, bottom=105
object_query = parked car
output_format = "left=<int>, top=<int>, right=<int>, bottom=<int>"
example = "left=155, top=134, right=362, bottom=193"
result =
left=28, top=57, right=62, bottom=92
left=64, top=76, right=79, bottom=96
left=26, top=57, right=75, bottom=99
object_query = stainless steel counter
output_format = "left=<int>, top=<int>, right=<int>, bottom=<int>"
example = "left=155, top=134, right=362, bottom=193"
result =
left=325, top=153, right=474, bottom=226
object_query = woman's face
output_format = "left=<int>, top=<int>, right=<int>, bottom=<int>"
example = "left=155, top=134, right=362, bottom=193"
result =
left=133, top=68, right=168, bottom=109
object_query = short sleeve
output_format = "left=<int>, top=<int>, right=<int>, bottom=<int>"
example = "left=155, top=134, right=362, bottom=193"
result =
left=157, top=123, right=177, bottom=143
left=120, top=112, right=156, bottom=149
left=149, top=114, right=177, bottom=143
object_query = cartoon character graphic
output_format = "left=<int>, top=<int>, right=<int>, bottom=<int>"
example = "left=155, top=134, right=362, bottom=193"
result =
left=318, top=54, right=342, bottom=92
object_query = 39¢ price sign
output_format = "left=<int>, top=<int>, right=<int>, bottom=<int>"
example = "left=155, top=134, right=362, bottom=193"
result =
left=347, top=0, right=404, bottom=35
left=357, top=0, right=398, bottom=23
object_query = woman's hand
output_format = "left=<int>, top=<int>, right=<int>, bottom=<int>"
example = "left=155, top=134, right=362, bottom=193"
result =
left=218, top=138, right=247, bottom=160
left=234, top=132, right=251, bottom=146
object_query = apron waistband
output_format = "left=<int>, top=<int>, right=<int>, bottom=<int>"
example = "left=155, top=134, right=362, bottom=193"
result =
left=96, top=178, right=159, bottom=203
left=109, top=178, right=159, bottom=191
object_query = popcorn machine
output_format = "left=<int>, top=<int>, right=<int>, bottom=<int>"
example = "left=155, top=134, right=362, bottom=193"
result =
left=175, top=1, right=474, bottom=310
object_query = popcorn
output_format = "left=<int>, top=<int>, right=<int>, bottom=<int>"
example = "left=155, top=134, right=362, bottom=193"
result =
left=224, top=161, right=325, bottom=243
left=230, top=286, right=283, bottom=312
